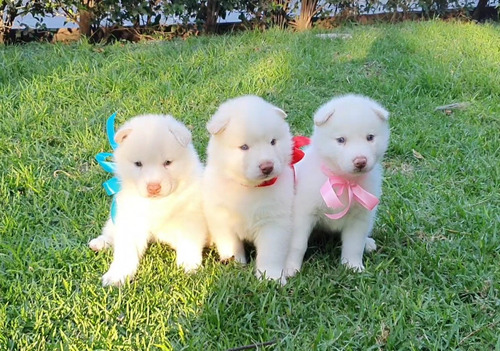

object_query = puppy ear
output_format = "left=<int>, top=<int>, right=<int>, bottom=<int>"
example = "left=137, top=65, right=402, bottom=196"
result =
left=314, top=107, right=334, bottom=126
left=274, top=107, right=287, bottom=119
left=207, top=111, right=230, bottom=135
left=372, top=105, right=389, bottom=121
left=168, top=118, right=192, bottom=147
left=114, top=128, right=132, bottom=144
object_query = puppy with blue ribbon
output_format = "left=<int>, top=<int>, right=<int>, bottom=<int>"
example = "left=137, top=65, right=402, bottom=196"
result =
left=89, top=113, right=208, bottom=286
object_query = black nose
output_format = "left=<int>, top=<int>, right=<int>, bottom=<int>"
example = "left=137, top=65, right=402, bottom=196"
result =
left=259, top=161, right=274, bottom=175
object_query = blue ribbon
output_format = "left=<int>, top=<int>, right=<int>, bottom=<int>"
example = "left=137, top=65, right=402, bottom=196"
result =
left=95, top=112, right=120, bottom=223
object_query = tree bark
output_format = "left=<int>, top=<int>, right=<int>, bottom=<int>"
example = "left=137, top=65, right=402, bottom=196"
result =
left=0, top=1, right=21, bottom=44
left=79, top=0, right=95, bottom=38
left=0, top=14, right=5, bottom=44
left=205, top=0, right=219, bottom=33
left=472, top=0, right=489, bottom=21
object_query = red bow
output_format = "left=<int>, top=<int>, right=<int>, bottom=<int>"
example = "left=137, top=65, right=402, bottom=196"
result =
left=291, top=136, right=311, bottom=165
left=257, top=136, right=310, bottom=187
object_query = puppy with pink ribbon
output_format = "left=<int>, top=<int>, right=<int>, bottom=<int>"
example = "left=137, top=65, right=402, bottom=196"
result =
left=285, top=94, right=390, bottom=275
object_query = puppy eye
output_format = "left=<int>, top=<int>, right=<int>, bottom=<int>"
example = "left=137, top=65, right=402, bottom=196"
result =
left=336, top=137, right=346, bottom=144
left=240, top=144, right=249, bottom=151
left=367, top=134, right=375, bottom=142
left=134, top=161, right=143, bottom=167
left=163, top=160, right=172, bottom=167
left=270, top=138, right=276, bottom=146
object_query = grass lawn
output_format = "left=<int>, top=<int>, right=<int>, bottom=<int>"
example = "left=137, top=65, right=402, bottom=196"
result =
left=1, top=20, right=499, bottom=350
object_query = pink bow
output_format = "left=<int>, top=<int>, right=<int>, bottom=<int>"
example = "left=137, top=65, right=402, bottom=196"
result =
left=320, top=165, right=379, bottom=219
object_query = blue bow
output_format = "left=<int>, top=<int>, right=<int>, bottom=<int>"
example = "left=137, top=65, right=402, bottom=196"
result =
left=95, top=112, right=121, bottom=223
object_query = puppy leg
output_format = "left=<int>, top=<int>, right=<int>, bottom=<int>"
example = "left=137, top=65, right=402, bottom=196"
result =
left=254, top=224, right=290, bottom=284
left=101, top=224, right=149, bottom=286
left=285, top=214, right=316, bottom=277
left=207, top=212, right=246, bottom=264
left=89, top=218, right=114, bottom=251
left=212, top=231, right=245, bottom=264
left=176, top=244, right=203, bottom=272
left=341, top=217, right=372, bottom=272
left=174, top=225, right=206, bottom=272
left=364, top=237, right=377, bottom=252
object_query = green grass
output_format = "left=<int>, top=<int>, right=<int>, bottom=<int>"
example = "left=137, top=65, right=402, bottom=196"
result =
left=1, top=20, right=499, bottom=350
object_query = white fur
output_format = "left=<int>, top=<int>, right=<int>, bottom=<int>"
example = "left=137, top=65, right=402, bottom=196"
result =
left=285, top=94, right=390, bottom=275
left=89, top=114, right=207, bottom=286
left=203, top=95, right=294, bottom=284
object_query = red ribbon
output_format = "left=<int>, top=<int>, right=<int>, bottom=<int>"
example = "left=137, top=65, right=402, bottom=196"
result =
left=257, top=136, right=310, bottom=187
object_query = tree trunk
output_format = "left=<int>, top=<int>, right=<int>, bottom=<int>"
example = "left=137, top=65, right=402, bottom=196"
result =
left=272, top=0, right=291, bottom=29
left=0, top=1, right=20, bottom=44
left=0, top=15, right=5, bottom=44
left=205, top=0, right=219, bottom=33
left=293, top=0, right=318, bottom=31
left=79, top=0, right=95, bottom=38
left=472, top=0, right=488, bottom=21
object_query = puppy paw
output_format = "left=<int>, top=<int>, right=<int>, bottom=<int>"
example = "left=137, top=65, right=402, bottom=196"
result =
left=220, top=253, right=247, bottom=265
left=277, top=275, right=287, bottom=286
left=176, top=246, right=202, bottom=272
left=256, top=273, right=286, bottom=286
left=341, top=258, right=365, bottom=272
left=283, top=264, right=301, bottom=278
left=89, top=237, right=110, bottom=252
left=255, top=267, right=287, bottom=285
left=101, top=265, right=136, bottom=287
left=176, top=254, right=202, bottom=273
left=364, top=237, right=377, bottom=253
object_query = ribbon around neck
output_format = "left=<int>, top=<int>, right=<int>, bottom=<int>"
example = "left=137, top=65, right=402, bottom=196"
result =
left=320, top=165, right=379, bottom=219
left=256, top=177, right=278, bottom=187
left=291, top=136, right=310, bottom=164
left=95, top=112, right=120, bottom=223
left=255, top=135, right=310, bottom=188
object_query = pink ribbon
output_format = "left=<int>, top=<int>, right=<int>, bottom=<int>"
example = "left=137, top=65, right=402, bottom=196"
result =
left=320, top=165, right=379, bottom=219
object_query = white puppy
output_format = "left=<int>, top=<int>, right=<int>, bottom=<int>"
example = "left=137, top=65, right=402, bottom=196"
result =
left=89, top=114, right=207, bottom=286
left=203, top=95, right=294, bottom=283
left=286, top=94, right=390, bottom=275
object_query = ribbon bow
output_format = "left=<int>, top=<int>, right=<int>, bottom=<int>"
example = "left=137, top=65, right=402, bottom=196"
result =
left=95, top=112, right=121, bottom=223
left=256, top=135, right=310, bottom=187
left=291, top=136, right=310, bottom=164
left=320, top=165, right=379, bottom=219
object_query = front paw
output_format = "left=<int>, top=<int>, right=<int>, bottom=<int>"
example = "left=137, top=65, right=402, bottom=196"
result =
left=176, top=252, right=202, bottom=273
left=220, top=253, right=247, bottom=264
left=89, top=237, right=110, bottom=252
left=284, top=262, right=301, bottom=278
left=101, top=264, right=137, bottom=287
left=255, top=272, right=287, bottom=286
left=255, top=266, right=287, bottom=286
left=341, top=257, right=365, bottom=272
left=364, top=237, right=377, bottom=253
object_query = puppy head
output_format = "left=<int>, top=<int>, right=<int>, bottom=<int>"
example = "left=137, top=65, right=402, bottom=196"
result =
left=312, top=94, right=390, bottom=177
left=113, top=114, right=196, bottom=198
left=206, top=95, right=292, bottom=186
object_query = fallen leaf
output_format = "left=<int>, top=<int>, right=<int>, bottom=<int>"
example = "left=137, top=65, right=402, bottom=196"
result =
left=117, top=313, right=125, bottom=322
left=316, top=33, right=353, bottom=40
left=412, top=149, right=424, bottom=160
left=435, top=102, right=470, bottom=111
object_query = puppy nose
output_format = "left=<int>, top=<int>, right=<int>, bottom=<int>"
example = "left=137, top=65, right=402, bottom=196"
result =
left=147, top=183, right=161, bottom=195
left=259, top=161, right=274, bottom=175
left=353, top=157, right=367, bottom=170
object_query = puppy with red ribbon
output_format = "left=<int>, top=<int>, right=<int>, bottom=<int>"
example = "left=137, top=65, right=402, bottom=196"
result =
left=203, top=96, right=308, bottom=284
